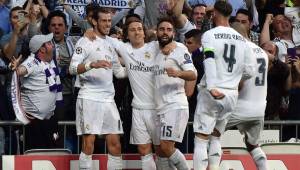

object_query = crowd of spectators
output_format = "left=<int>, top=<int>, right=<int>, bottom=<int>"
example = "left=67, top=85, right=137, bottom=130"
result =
left=0, top=0, right=300, bottom=155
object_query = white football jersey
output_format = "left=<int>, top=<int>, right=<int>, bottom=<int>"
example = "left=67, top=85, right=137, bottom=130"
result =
left=234, top=41, right=268, bottom=118
left=69, top=36, right=126, bottom=102
left=154, top=42, right=196, bottom=114
left=200, top=26, right=256, bottom=90
left=113, top=40, right=160, bottom=109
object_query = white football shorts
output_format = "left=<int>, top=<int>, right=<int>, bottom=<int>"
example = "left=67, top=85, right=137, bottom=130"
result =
left=130, top=108, right=160, bottom=145
left=76, top=98, right=123, bottom=135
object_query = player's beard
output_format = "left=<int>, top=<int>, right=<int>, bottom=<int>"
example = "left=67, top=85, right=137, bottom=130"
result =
left=96, top=25, right=110, bottom=36
left=158, top=34, right=173, bottom=48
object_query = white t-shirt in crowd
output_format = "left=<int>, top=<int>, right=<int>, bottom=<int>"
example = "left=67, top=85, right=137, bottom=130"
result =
left=20, top=54, right=57, bottom=120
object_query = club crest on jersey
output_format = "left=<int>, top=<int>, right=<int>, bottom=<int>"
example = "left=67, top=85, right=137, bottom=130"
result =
left=86, top=124, right=90, bottom=131
left=105, top=55, right=112, bottom=61
left=144, top=52, right=151, bottom=59
left=76, top=47, right=82, bottom=54
left=109, top=47, right=113, bottom=53
left=183, top=53, right=192, bottom=64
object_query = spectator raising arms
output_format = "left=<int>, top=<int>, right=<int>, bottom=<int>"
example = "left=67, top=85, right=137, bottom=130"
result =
left=12, top=33, right=61, bottom=150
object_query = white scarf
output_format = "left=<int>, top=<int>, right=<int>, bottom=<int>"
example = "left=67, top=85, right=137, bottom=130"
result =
left=11, top=72, right=33, bottom=124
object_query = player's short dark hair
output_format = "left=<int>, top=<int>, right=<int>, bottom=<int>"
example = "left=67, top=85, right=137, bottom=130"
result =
left=236, top=8, right=253, bottom=22
left=184, top=29, right=202, bottom=43
left=92, top=7, right=111, bottom=21
left=47, top=10, right=67, bottom=27
left=214, top=0, right=232, bottom=17
left=125, top=13, right=142, bottom=24
left=156, top=17, right=175, bottom=30
left=9, top=6, right=23, bottom=19
left=192, top=3, right=207, bottom=15
left=85, top=3, right=100, bottom=16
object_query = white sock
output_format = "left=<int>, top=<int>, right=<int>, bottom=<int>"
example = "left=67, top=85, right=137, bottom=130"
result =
left=107, top=154, right=122, bottom=170
left=251, top=147, right=268, bottom=170
left=193, top=137, right=209, bottom=170
left=79, top=152, right=92, bottom=170
left=169, top=149, right=189, bottom=170
left=141, top=153, right=156, bottom=170
left=208, top=136, right=222, bottom=170
left=157, top=156, right=171, bottom=170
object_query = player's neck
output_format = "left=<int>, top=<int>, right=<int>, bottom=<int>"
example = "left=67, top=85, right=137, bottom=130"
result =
left=215, top=18, right=230, bottom=27
left=94, top=29, right=106, bottom=38
left=279, top=31, right=293, bottom=41
left=216, top=21, right=230, bottom=27
left=131, top=42, right=144, bottom=49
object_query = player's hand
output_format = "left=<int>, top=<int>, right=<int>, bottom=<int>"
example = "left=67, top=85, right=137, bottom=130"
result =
left=29, top=9, right=37, bottom=22
left=90, top=60, right=112, bottom=69
left=166, top=67, right=181, bottom=77
left=84, top=28, right=96, bottom=41
left=285, top=55, right=298, bottom=68
left=162, top=41, right=176, bottom=55
left=265, top=14, right=273, bottom=25
left=209, top=89, right=225, bottom=100
left=14, top=20, right=26, bottom=34
left=166, top=0, right=176, bottom=11
left=9, top=55, right=22, bottom=70
left=293, top=56, right=300, bottom=73
left=57, top=0, right=65, bottom=5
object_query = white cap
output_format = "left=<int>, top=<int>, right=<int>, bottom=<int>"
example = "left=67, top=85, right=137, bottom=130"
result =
left=29, top=33, right=53, bottom=53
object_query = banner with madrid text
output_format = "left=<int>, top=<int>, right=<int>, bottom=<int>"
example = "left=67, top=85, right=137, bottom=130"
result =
left=65, top=0, right=136, bottom=18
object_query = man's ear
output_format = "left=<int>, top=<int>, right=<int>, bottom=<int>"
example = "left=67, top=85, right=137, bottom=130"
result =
left=92, top=18, right=97, bottom=27
left=250, top=21, right=254, bottom=29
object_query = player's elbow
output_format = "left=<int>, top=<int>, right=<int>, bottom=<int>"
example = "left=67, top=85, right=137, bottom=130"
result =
left=185, top=88, right=195, bottom=97
left=190, top=73, right=197, bottom=81
left=188, top=70, right=197, bottom=81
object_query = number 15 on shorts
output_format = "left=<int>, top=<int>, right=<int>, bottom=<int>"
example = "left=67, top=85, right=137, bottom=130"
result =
left=162, top=125, right=173, bottom=137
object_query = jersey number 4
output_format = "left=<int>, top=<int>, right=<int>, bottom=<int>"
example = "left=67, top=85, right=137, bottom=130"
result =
left=223, top=44, right=236, bottom=72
